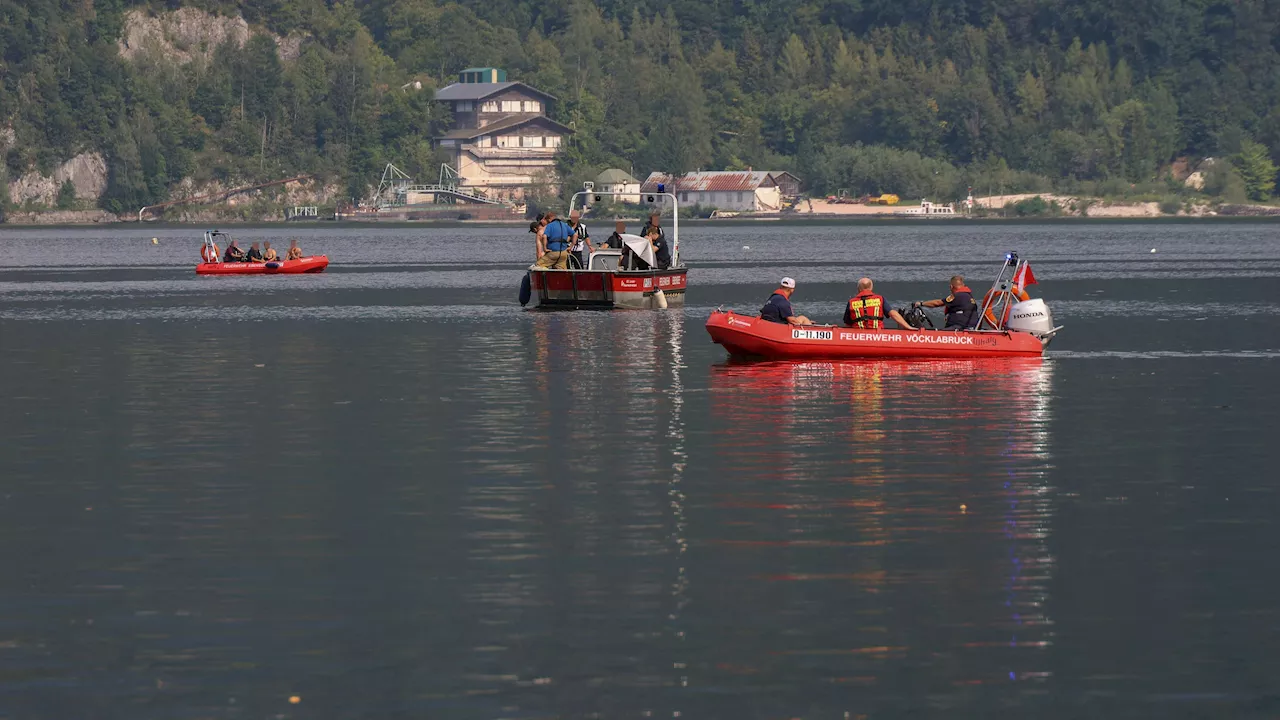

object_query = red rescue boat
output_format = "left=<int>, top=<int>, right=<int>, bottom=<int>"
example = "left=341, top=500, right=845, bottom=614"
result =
left=194, top=230, right=328, bottom=275
left=706, top=311, right=1046, bottom=359
left=196, top=256, right=329, bottom=275
left=707, top=252, right=1062, bottom=360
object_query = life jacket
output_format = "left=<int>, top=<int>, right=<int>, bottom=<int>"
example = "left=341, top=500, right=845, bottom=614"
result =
left=847, top=290, right=886, bottom=329
left=543, top=219, right=572, bottom=251
left=944, top=286, right=978, bottom=328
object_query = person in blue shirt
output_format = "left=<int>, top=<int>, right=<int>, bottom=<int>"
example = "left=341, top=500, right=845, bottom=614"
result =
left=535, top=211, right=573, bottom=268
left=759, top=277, right=813, bottom=325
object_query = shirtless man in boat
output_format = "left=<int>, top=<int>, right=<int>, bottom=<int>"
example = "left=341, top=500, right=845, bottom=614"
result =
left=285, top=239, right=303, bottom=260
left=262, top=241, right=279, bottom=262
left=760, top=277, right=813, bottom=325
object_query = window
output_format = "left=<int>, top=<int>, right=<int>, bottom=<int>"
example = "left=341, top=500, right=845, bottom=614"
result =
left=455, top=100, right=472, bottom=112
left=523, top=100, right=541, bottom=113
left=521, top=136, right=542, bottom=147
left=680, top=192, right=689, bottom=203
left=545, top=136, right=561, bottom=148
left=481, top=101, right=498, bottom=112
left=478, top=136, right=491, bottom=147
left=497, top=135, right=519, bottom=148
left=736, top=192, right=744, bottom=203
left=501, top=100, right=522, bottom=112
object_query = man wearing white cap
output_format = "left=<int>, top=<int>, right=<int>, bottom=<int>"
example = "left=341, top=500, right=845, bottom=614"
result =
left=759, top=277, right=812, bottom=325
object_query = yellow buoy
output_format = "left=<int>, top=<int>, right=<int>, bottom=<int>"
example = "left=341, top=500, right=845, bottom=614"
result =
left=151, top=238, right=158, bottom=245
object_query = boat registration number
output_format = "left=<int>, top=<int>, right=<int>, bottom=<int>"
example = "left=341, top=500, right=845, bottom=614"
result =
left=792, top=329, right=834, bottom=340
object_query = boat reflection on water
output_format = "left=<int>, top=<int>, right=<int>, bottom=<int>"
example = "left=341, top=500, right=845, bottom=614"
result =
left=704, top=358, right=1056, bottom=697
left=450, top=311, right=693, bottom=713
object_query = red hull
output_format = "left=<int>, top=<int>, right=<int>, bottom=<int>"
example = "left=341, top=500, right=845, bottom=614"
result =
left=529, top=268, right=687, bottom=309
left=706, top=310, right=1044, bottom=359
left=196, top=256, right=329, bottom=275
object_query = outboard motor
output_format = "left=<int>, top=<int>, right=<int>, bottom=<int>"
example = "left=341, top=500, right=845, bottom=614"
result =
left=1006, top=298, right=1057, bottom=343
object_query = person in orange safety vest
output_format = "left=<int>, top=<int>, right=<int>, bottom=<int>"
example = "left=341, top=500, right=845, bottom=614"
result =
left=843, top=277, right=918, bottom=330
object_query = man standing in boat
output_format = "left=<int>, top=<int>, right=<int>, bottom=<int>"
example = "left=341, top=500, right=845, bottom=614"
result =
left=567, top=210, right=591, bottom=269
left=760, top=277, right=813, bottom=325
left=845, top=278, right=918, bottom=330
left=916, top=275, right=980, bottom=330
left=535, top=211, right=573, bottom=269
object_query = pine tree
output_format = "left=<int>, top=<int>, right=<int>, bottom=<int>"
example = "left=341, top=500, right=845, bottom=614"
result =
left=1234, top=140, right=1277, bottom=201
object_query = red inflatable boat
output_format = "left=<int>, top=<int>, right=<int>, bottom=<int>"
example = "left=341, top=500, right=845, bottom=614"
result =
left=194, top=230, right=328, bottom=275
left=705, top=310, right=1048, bottom=359
left=196, top=256, right=329, bottom=275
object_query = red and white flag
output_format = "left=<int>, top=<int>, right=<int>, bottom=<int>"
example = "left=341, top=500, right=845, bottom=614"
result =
left=1013, top=261, right=1037, bottom=288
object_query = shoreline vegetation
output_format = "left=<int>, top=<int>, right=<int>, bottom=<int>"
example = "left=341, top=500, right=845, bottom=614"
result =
left=2, top=2, right=1279, bottom=227
left=4, top=192, right=1279, bottom=225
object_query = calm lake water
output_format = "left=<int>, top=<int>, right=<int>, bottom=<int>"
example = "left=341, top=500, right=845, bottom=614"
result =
left=2, top=222, right=1279, bottom=718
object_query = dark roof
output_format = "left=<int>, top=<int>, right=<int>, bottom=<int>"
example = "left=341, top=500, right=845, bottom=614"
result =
left=437, top=115, right=573, bottom=140
left=433, top=81, right=557, bottom=102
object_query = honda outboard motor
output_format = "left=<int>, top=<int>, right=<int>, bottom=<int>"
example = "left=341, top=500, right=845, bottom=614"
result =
left=1006, top=298, right=1056, bottom=339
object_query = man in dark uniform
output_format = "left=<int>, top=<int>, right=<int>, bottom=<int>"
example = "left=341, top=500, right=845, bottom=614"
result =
left=601, top=221, right=626, bottom=249
left=244, top=242, right=265, bottom=263
left=760, top=277, right=813, bottom=325
left=916, top=275, right=979, bottom=329
left=641, top=212, right=672, bottom=269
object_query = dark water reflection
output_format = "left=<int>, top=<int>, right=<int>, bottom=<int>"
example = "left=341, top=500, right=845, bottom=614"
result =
left=700, top=361, right=1054, bottom=705
left=2, top=224, right=1280, bottom=718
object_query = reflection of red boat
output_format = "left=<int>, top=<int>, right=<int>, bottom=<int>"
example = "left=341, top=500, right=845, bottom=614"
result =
left=196, top=257, right=329, bottom=275
left=706, top=310, right=1046, bottom=359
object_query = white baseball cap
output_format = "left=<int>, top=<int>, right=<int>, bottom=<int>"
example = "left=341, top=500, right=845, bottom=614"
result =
left=780, top=277, right=796, bottom=289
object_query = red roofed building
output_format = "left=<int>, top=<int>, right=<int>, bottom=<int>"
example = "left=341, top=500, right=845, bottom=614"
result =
left=641, top=171, right=802, bottom=211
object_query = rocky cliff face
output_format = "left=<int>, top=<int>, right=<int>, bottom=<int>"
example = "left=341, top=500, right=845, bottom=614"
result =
left=6, top=153, right=108, bottom=206
left=117, top=8, right=302, bottom=64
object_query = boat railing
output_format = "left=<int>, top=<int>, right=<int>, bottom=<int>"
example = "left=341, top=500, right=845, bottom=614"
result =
left=569, top=184, right=682, bottom=268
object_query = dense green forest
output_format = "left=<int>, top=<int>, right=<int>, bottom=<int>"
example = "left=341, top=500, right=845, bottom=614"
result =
left=2, top=0, right=1279, bottom=214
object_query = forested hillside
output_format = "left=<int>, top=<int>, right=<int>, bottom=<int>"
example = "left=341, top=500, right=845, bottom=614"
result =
left=2, top=0, right=1279, bottom=215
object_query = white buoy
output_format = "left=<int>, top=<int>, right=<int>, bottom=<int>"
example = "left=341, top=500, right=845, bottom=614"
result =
left=654, top=288, right=668, bottom=309
left=1150, top=248, right=1157, bottom=253
left=151, top=237, right=158, bottom=245
left=742, top=245, right=750, bottom=250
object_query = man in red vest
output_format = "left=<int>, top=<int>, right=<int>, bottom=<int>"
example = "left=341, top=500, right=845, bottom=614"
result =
left=844, top=277, right=917, bottom=329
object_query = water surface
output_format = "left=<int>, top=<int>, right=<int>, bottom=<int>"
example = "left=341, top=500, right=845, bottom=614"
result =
left=2, top=223, right=1278, bottom=718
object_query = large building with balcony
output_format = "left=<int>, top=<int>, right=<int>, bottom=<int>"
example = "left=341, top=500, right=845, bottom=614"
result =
left=433, top=68, right=571, bottom=201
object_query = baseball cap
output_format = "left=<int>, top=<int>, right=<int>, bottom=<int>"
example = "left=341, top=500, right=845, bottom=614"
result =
left=780, top=277, right=796, bottom=289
